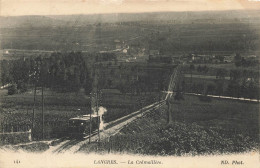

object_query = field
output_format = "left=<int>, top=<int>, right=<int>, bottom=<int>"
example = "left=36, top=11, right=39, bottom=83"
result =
left=0, top=88, right=89, bottom=142
left=101, top=91, right=160, bottom=123
left=183, top=76, right=230, bottom=94
left=0, top=86, right=159, bottom=144
left=78, top=95, right=259, bottom=155
left=182, top=63, right=259, bottom=77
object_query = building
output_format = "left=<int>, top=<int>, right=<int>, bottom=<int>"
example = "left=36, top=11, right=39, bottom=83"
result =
left=114, top=39, right=122, bottom=49
left=149, top=50, right=160, bottom=56
left=223, top=54, right=235, bottom=63
left=148, top=55, right=173, bottom=64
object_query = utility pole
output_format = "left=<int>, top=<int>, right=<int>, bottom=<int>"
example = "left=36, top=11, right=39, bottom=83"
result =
left=90, top=65, right=98, bottom=143
left=32, top=84, right=36, bottom=140
left=89, top=92, right=92, bottom=143
left=41, top=84, right=44, bottom=139
left=89, top=91, right=93, bottom=143
left=95, top=67, right=100, bottom=143
left=40, top=60, right=45, bottom=140
left=167, top=97, right=173, bottom=124
left=257, top=58, right=260, bottom=103
left=96, top=89, right=100, bottom=142
left=32, top=61, right=39, bottom=140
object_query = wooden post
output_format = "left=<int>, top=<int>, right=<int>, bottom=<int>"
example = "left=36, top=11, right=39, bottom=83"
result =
left=32, top=84, right=36, bottom=140
left=167, top=97, right=173, bottom=124
left=41, top=85, right=44, bottom=139
left=96, top=91, right=100, bottom=143
left=89, top=96, right=92, bottom=143
left=108, top=137, right=110, bottom=153
left=89, top=104, right=92, bottom=143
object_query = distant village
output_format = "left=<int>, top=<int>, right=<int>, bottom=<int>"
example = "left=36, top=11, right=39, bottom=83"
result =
left=111, top=39, right=258, bottom=66
left=1, top=38, right=258, bottom=67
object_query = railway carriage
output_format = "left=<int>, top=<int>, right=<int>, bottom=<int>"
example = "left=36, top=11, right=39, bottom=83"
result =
left=68, top=114, right=100, bottom=138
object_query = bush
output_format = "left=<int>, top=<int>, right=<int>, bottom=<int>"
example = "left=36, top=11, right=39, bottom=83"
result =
left=174, top=91, right=184, bottom=100
left=18, top=142, right=49, bottom=152
left=149, top=122, right=257, bottom=155
left=8, top=84, right=18, bottom=95
left=198, top=95, right=212, bottom=102
left=17, top=81, right=28, bottom=93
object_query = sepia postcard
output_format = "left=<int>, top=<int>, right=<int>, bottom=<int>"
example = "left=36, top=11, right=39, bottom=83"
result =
left=0, top=0, right=259, bottom=168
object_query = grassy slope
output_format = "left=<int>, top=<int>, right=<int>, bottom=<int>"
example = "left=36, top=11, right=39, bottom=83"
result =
left=0, top=87, right=159, bottom=142
left=0, top=89, right=89, bottom=141
left=79, top=95, right=259, bottom=155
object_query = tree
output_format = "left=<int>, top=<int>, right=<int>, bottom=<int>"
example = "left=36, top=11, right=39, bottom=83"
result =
left=247, top=80, right=257, bottom=99
left=230, top=69, right=242, bottom=81
left=206, top=83, right=216, bottom=95
left=174, top=89, right=184, bottom=100
left=197, top=65, right=202, bottom=72
left=166, top=97, right=174, bottom=124
left=84, top=78, right=93, bottom=95
left=215, top=80, right=224, bottom=96
left=226, top=81, right=240, bottom=98
left=17, top=80, right=28, bottom=93
left=202, top=65, right=209, bottom=74
left=216, top=68, right=227, bottom=80
left=189, top=64, right=195, bottom=84
left=234, top=53, right=242, bottom=67
left=0, top=60, right=12, bottom=85
left=240, top=80, right=247, bottom=98
left=8, top=84, right=17, bottom=95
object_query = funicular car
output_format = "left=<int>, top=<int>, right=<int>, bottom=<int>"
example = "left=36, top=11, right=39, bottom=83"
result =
left=68, top=114, right=100, bottom=138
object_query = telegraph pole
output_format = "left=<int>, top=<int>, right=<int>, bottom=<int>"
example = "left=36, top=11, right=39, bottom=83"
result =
left=40, top=60, right=45, bottom=140
left=41, top=84, right=44, bottom=139
left=89, top=92, right=92, bottom=143
left=32, top=84, right=36, bottom=140
left=95, top=67, right=100, bottom=143
left=32, top=61, right=39, bottom=140
left=90, top=65, right=98, bottom=143
left=96, top=89, right=100, bottom=142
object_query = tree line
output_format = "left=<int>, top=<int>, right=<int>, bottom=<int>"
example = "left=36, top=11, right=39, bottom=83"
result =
left=1, top=52, right=97, bottom=94
left=1, top=51, right=171, bottom=96
left=187, top=64, right=259, bottom=99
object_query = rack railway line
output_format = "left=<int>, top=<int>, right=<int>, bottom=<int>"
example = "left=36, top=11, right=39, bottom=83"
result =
left=46, top=64, right=182, bottom=153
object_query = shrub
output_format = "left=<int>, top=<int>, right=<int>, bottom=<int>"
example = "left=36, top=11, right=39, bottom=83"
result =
left=17, top=81, right=28, bottom=93
left=8, top=84, right=18, bottom=95
left=198, top=95, right=212, bottom=102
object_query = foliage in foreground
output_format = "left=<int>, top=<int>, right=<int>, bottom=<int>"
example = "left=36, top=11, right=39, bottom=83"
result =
left=79, top=101, right=258, bottom=156
left=150, top=123, right=257, bottom=155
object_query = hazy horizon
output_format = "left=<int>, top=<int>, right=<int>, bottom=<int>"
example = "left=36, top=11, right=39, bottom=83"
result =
left=1, top=0, right=260, bottom=16
left=0, top=9, right=259, bottom=18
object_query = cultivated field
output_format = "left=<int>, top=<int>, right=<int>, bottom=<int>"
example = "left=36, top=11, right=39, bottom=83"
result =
left=0, top=87, right=159, bottom=144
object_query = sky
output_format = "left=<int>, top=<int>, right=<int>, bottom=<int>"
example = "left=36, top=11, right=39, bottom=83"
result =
left=0, top=0, right=259, bottom=16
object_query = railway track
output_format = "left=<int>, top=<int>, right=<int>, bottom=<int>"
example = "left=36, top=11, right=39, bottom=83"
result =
left=0, top=64, right=179, bottom=154
left=3, top=64, right=177, bottom=154
left=45, top=64, right=182, bottom=154
left=47, top=65, right=182, bottom=153
left=47, top=100, right=166, bottom=154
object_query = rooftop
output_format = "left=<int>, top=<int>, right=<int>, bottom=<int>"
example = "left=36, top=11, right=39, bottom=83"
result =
left=69, top=114, right=99, bottom=121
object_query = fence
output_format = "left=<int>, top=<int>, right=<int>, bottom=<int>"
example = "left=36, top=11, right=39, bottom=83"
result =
left=0, top=121, right=69, bottom=145
left=0, top=124, right=32, bottom=145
